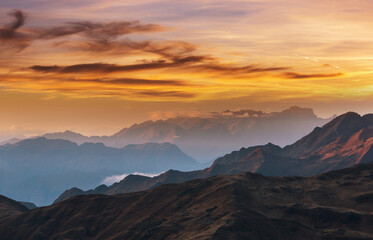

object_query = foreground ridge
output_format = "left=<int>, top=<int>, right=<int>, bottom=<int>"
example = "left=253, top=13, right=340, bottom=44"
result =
left=1, top=163, right=373, bottom=239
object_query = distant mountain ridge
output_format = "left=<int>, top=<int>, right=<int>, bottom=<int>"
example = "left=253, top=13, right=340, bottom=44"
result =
left=56, top=111, right=373, bottom=203
left=40, top=106, right=332, bottom=162
left=0, top=139, right=199, bottom=206
left=3, top=163, right=373, bottom=239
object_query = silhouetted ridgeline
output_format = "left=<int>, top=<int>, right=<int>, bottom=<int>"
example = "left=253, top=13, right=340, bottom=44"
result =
left=56, top=112, right=373, bottom=202
left=1, top=163, right=373, bottom=239
left=0, top=140, right=199, bottom=205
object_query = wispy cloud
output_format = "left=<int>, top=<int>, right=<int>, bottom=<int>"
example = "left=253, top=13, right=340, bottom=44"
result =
left=136, top=90, right=197, bottom=98
left=0, top=9, right=167, bottom=52
left=30, top=61, right=290, bottom=76
left=75, top=78, right=189, bottom=86
left=30, top=56, right=212, bottom=74
left=282, top=72, right=343, bottom=79
left=0, top=7, right=365, bottom=106
left=37, top=20, right=166, bottom=39
left=0, top=10, right=31, bottom=50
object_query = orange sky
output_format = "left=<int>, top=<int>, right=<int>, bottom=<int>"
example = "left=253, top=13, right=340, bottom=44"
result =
left=0, top=0, right=372, bottom=138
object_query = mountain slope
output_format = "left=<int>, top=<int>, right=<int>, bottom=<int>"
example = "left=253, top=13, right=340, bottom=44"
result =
left=18, top=201, right=37, bottom=210
left=0, top=138, right=198, bottom=206
left=0, top=138, right=23, bottom=145
left=56, top=112, right=373, bottom=203
left=0, top=195, right=28, bottom=218
left=211, top=112, right=373, bottom=176
left=42, top=106, right=331, bottom=162
left=283, top=112, right=373, bottom=158
left=3, top=163, right=373, bottom=240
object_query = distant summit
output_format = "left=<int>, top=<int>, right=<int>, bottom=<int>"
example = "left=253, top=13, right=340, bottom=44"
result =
left=0, top=138, right=23, bottom=145
left=40, top=106, right=332, bottom=162
left=276, top=106, right=317, bottom=118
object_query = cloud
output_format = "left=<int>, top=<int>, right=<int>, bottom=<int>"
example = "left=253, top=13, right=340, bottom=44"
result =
left=0, top=9, right=167, bottom=52
left=37, top=20, right=165, bottom=40
left=0, top=10, right=26, bottom=39
left=76, top=78, right=188, bottom=86
left=191, top=64, right=290, bottom=74
left=101, top=172, right=162, bottom=185
left=0, top=72, right=199, bottom=99
left=52, top=77, right=190, bottom=87
left=282, top=72, right=343, bottom=79
left=136, top=90, right=197, bottom=98
left=59, top=39, right=196, bottom=57
left=148, top=108, right=268, bottom=120
left=30, top=60, right=289, bottom=76
left=0, top=10, right=31, bottom=50
left=149, top=110, right=213, bottom=120
left=3, top=10, right=291, bottom=79
left=30, top=56, right=212, bottom=74
left=3, top=10, right=289, bottom=77
left=37, top=87, right=198, bottom=99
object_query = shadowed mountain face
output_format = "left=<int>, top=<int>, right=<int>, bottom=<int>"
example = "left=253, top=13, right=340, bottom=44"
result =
left=0, top=195, right=28, bottom=218
left=41, top=106, right=332, bottom=162
left=0, top=139, right=199, bottom=206
left=2, top=163, right=373, bottom=240
left=56, top=112, right=373, bottom=203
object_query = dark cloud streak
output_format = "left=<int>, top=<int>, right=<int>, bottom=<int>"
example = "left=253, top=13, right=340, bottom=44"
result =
left=0, top=10, right=203, bottom=63
left=0, top=10, right=31, bottom=50
left=30, top=60, right=288, bottom=75
left=72, top=77, right=189, bottom=86
left=193, top=64, right=290, bottom=74
left=0, top=10, right=26, bottom=39
left=37, top=21, right=165, bottom=40
left=136, top=90, right=197, bottom=98
left=0, top=9, right=167, bottom=52
left=282, top=72, right=343, bottom=79
left=30, top=55, right=214, bottom=74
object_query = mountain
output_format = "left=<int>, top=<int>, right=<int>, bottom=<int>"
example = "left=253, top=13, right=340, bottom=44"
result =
left=18, top=201, right=37, bottom=210
left=0, top=138, right=199, bottom=206
left=283, top=112, right=373, bottom=158
left=2, top=163, right=373, bottom=240
left=56, top=112, right=373, bottom=203
left=0, top=137, right=23, bottom=145
left=42, top=106, right=332, bottom=162
left=0, top=195, right=28, bottom=218
left=43, top=130, right=87, bottom=144
left=206, top=112, right=373, bottom=176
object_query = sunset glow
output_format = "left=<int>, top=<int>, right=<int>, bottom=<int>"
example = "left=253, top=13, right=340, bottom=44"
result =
left=1, top=0, right=373, bottom=137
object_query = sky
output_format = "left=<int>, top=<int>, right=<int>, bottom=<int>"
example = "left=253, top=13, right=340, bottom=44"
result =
left=0, top=0, right=373, bottom=138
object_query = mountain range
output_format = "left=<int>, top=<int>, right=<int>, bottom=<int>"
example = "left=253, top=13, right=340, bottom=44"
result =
left=0, top=139, right=199, bottom=206
left=0, top=110, right=371, bottom=239
left=56, top=112, right=373, bottom=203
left=40, top=106, right=332, bottom=162
left=1, top=162, right=372, bottom=239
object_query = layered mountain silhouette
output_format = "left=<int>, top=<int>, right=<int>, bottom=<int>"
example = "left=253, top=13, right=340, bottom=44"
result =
left=0, top=195, right=28, bottom=218
left=2, top=163, right=373, bottom=239
left=41, top=106, right=331, bottom=162
left=0, top=139, right=198, bottom=206
left=56, top=112, right=373, bottom=203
